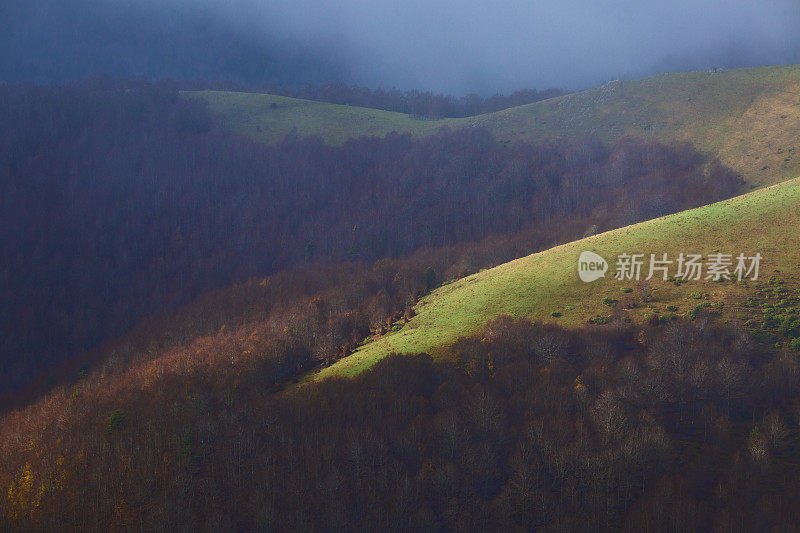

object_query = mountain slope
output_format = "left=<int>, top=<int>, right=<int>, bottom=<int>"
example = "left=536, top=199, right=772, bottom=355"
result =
left=186, top=91, right=448, bottom=145
left=314, top=175, right=800, bottom=381
left=189, top=64, right=800, bottom=186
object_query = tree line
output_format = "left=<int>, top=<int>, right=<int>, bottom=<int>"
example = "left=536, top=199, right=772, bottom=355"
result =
left=245, top=81, right=568, bottom=117
left=4, top=305, right=800, bottom=530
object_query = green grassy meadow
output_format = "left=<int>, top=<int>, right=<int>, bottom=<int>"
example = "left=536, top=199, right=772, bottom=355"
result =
left=188, top=65, right=800, bottom=186
left=312, top=176, right=800, bottom=381
left=185, top=91, right=447, bottom=145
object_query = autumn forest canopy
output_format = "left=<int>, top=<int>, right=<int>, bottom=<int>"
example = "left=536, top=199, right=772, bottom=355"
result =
left=6, top=75, right=800, bottom=531
left=4, top=0, right=800, bottom=526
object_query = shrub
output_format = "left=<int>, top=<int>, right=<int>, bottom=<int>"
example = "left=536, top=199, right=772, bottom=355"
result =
left=106, top=409, right=125, bottom=434
left=621, top=287, right=633, bottom=293
left=753, top=330, right=777, bottom=344
left=763, top=312, right=780, bottom=329
left=686, top=302, right=711, bottom=321
left=551, top=311, right=562, bottom=318
left=666, top=305, right=678, bottom=312
left=602, top=298, right=618, bottom=307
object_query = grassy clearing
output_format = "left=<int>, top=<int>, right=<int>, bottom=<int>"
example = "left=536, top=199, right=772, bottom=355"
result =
left=312, top=176, right=800, bottom=381
left=185, top=91, right=449, bottom=145
left=187, top=65, right=800, bottom=187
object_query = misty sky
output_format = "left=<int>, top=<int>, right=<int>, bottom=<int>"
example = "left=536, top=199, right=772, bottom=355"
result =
left=4, top=0, right=800, bottom=94
left=227, top=0, right=800, bottom=92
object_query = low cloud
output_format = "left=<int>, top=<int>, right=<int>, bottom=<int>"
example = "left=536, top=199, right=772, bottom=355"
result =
left=4, top=0, right=800, bottom=93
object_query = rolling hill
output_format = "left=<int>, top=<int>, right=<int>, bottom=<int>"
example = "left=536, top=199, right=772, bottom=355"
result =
left=184, top=68, right=800, bottom=382
left=5, top=69, right=800, bottom=531
left=313, top=175, right=800, bottom=381
left=188, top=64, right=800, bottom=187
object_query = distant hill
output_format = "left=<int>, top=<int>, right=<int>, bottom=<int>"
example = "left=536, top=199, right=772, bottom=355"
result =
left=189, top=64, right=800, bottom=187
left=315, top=175, right=800, bottom=381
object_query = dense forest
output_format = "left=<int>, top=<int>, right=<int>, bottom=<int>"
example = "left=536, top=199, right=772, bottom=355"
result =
left=5, top=301, right=800, bottom=530
left=0, top=80, right=743, bottom=397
